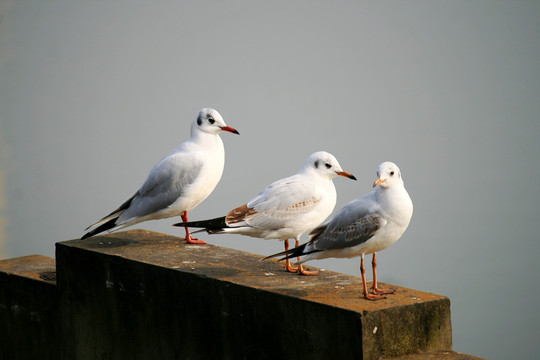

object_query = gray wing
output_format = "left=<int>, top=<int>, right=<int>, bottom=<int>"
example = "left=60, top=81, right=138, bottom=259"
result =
left=310, top=197, right=385, bottom=251
left=119, top=152, right=203, bottom=221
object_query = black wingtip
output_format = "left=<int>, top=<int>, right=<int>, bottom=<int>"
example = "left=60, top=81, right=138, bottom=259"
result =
left=261, top=250, right=287, bottom=261
left=81, top=217, right=118, bottom=240
left=262, top=242, right=309, bottom=262
left=262, top=242, right=324, bottom=262
left=172, top=216, right=227, bottom=230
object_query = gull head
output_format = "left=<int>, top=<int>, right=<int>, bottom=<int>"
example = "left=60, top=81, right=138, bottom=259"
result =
left=373, top=161, right=403, bottom=188
left=302, top=151, right=357, bottom=181
left=193, top=108, right=239, bottom=135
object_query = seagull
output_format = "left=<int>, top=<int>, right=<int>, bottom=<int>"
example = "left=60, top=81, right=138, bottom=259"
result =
left=174, top=151, right=357, bottom=274
left=81, top=108, right=239, bottom=243
left=265, top=161, right=413, bottom=300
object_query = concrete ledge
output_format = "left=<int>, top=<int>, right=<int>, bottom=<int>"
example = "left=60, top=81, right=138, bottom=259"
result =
left=382, top=350, right=486, bottom=360
left=0, top=231, right=474, bottom=359
left=56, top=230, right=452, bottom=360
left=0, top=255, right=58, bottom=360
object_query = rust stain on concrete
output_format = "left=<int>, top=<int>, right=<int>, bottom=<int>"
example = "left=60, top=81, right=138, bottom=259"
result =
left=0, top=254, right=56, bottom=283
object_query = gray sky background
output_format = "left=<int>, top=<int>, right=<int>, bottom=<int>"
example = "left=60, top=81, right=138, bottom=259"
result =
left=1, top=1, right=539, bottom=358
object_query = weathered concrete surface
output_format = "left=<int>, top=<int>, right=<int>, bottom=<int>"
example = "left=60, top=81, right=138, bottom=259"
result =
left=0, top=255, right=58, bottom=360
left=56, top=229, right=453, bottom=360
left=382, top=350, right=486, bottom=359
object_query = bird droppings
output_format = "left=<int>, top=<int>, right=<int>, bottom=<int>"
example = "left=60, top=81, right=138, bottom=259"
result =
left=373, top=326, right=378, bottom=334
left=185, top=245, right=207, bottom=250
left=265, top=272, right=276, bottom=276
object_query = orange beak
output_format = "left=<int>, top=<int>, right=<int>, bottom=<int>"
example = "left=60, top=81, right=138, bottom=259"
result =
left=336, top=171, right=357, bottom=181
left=219, top=125, right=240, bottom=135
left=373, top=178, right=386, bottom=187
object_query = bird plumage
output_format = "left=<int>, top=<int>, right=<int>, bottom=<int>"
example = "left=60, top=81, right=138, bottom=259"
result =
left=264, top=161, right=413, bottom=297
left=175, top=151, right=356, bottom=273
left=176, top=151, right=356, bottom=241
left=82, top=108, right=239, bottom=241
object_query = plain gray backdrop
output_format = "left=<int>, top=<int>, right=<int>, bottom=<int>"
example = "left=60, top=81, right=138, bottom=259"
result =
left=1, top=1, right=539, bottom=359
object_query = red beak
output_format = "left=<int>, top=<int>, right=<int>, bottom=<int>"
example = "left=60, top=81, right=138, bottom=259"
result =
left=219, top=126, right=240, bottom=135
left=336, top=171, right=357, bottom=180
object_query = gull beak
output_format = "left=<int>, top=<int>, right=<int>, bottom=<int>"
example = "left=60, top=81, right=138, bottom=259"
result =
left=336, top=171, right=357, bottom=181
left=373, top=178, right=386, bottom=187
left=219, top=125, right=240, bottom=135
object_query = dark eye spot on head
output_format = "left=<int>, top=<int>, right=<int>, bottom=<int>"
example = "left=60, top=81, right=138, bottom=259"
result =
left=314, top=161, right=319, bottom=168
left=208, top=117, right=215, bottom=124
left=390, top=171, right=395, bottom=176
left=325, top=163, right=331, bottom=169
left=197, top=115, right=202, bottom=126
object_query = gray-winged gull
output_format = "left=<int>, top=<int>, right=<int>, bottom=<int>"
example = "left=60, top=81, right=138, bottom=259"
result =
left=175, top=151, right=356, bottom=275
left=266, top=161, right=413, bottom=299
left=82, top=108, right=239, bottom=243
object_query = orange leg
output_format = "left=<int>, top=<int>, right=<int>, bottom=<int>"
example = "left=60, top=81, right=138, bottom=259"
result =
left=181, top=212, right=206, bottom=245
left=361, top=254, right=386, bottom=301
left=284, top=239, right=299, bottom=272
left=296, top=239, right=319, bottom=276
left=371, top=253, right=394, bottom=295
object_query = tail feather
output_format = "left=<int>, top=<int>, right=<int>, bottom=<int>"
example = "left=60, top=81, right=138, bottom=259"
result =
left=82, top=192, right=137, bottom=235
left=262, top=242, right=320, bottom=262
left=84, top=212, right=120, bottom=232
left=81, top=217, right=118, bottom=239
left=173, top=216, right=228, bottom=231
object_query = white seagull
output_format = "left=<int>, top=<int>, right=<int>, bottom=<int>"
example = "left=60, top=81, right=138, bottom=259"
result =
left=266, top=161, right=413, bottom=300
left=81, top=108, right=239, bottom=243
left=174, top=151, right=357, bottom=274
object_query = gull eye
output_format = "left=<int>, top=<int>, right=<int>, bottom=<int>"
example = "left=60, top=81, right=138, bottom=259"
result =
left=208, top=117, right=215, bottom=124
left=325, top=163, right=331, bottom=169
left=390, top=171, right=395, bottom=176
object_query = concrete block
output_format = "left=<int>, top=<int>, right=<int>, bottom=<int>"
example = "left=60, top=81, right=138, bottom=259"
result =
left=0, top=255, right=58, bottom=360
left=56, top=229, right=453, bottom=360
